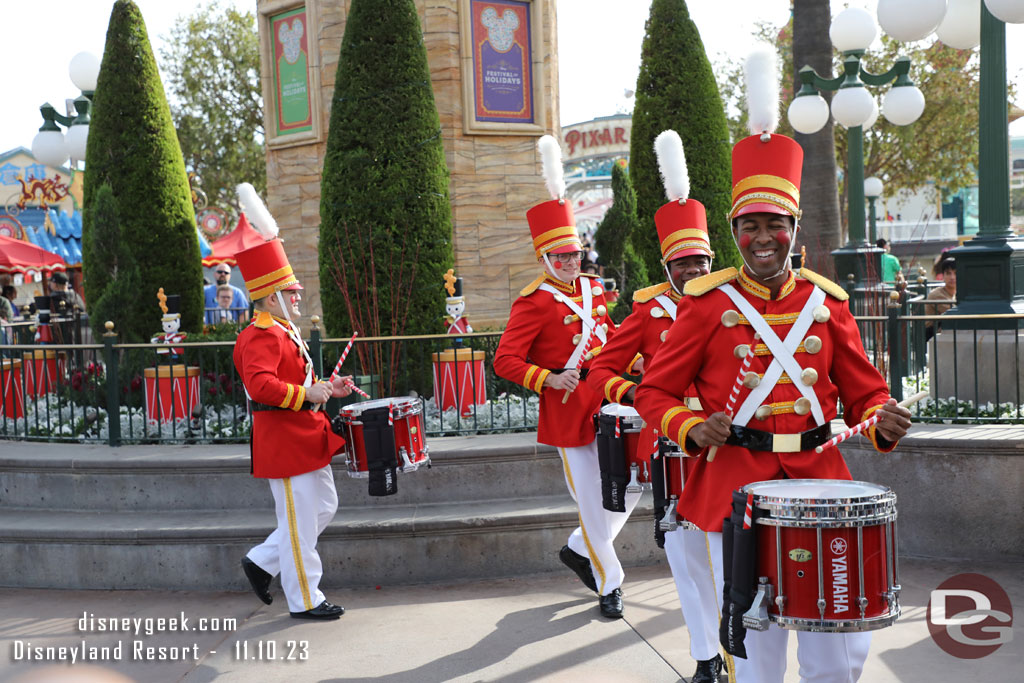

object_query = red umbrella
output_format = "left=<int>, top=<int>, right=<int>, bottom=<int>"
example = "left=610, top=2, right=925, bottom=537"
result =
left=0, top=234, right=66, bottom=275
left=201, top=213, right=266, bottom=267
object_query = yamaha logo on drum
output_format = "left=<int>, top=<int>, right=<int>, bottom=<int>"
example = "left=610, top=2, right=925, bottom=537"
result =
left=829, top=536, right=849, bottom=614
left=830, top=538, right=848, bottom=554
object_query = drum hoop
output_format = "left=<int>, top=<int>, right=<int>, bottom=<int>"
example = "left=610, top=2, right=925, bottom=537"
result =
left=771, top=605, right=900, bottom=633
left=754, top=511, right=897, bottom=527
left=743, top=478, right=892, bottom=499
left=341, top=397, right=422, bottom=419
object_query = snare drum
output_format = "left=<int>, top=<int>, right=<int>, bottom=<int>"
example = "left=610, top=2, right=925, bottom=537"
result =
left=742, top=479, right=900, bottom=633
left=595, top=403, right=652, bottom=512
left=338, top=397, right=430, bottom=478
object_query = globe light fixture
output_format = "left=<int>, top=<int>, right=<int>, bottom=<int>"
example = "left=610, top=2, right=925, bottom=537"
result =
left=984, top=0, right=1024, bottom=24
left=830, top=7, right=879, bottom=53
left=864, top=177, right=884, bottom=199
left=937, top=0, right=982, bottom=49
left=877, top=0, right=949, bottom=42
left=787, top=92, right=830, bottom=134
left=31, top=52, right=100, bottom=168
left=832, top=86, right=876, bottom=128
left=68, top=52, right=100, bottom=93
left=862, top=97, right=880, bottom=130
left=882, top=83, right=927, bottom=125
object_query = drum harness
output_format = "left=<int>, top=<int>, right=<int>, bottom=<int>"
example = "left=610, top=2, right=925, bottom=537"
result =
left=717, top=283, right=830, bottom=453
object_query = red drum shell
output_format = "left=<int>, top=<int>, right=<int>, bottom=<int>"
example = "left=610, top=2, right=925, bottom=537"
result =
left=339, top=397, right=429, bottom=478
left=744, top=479, right=900, bottom=632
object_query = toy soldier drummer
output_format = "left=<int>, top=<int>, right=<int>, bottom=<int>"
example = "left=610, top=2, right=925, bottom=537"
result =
left=634, top=47, right=912, bottom=682
left=586, top=130, right=724, bottom=682
left=494, top=135, right=633, bottom=619
left=232, top=183, right=354, bottom=621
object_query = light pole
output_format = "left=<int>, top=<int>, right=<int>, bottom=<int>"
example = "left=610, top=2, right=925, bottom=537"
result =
left=865, top=176, right=883, bottom=244
left=873, top=0, right=1024, bottom=321
left=787, top=8, right=925, bottom=285
left=31, top=52, right=100, bottom=169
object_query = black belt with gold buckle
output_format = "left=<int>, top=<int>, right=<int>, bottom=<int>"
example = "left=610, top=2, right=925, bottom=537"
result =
left=726, top=423, right=832, bottom=453
left=250, top=401, right=316, bottom=412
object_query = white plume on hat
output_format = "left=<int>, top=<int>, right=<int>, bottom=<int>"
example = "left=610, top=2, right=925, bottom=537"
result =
left=744, top=44, right=780, bottom=136
left=537, top=135, right=565, bottom=201
left=654, top=130, right=689, bottom=203
left=236, top=182, right=279, bottom=240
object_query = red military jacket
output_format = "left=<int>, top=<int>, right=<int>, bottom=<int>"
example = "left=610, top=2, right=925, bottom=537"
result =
left=234, top=311, right=346, bottom=479
left=494, top=272, right=615, bottom=447
left=635, top=267, right=896, bottom=532
left=587, top=281, right=702, bottom=461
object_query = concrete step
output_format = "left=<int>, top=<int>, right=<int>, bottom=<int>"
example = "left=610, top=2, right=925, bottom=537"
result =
left=0, top=495, right=662, bottom=590
left=0, top=435, right=572, bottom=510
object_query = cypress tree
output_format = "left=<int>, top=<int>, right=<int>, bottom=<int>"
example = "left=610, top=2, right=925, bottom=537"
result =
left=594, top=163, right=648, bottom=319
left=85, top=183, right=140, bottom=339
left=319, top=0, right=454, bottom=392
left=630, top=0, right=739, bottom=277
left=82, top=0, right=202, bottom=343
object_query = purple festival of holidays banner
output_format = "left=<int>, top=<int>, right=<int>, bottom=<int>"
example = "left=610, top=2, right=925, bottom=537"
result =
left=471, top=0, right=534, bottom=123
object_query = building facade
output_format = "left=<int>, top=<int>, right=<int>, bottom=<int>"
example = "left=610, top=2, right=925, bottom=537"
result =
left=257, top=0, right=560, bottom=329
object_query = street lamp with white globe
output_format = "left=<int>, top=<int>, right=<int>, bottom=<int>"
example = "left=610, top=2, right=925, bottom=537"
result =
left=30, top=52, right=101, bottom=169
left=786, top=7, right=925, bottom=284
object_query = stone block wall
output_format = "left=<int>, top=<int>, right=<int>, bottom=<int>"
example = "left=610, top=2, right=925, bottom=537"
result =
left=258, top=0, right=560, bottom=331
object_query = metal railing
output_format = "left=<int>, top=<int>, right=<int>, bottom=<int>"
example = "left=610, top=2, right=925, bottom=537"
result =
left=5, top=293, right=1024, bottom=445
left=0, top=323, right=539, bottom=445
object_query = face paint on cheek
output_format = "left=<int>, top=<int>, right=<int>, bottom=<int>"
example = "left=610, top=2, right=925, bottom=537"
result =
left=775, top=230, right=791, bottom=246
left=553, top=261, right=562, bottom=270
left=739, top=233, right=752, bottom=249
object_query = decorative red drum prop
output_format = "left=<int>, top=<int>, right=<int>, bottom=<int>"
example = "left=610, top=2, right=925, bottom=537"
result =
left=431, top=348, right=486, bottom=415
left=742, top=479, right=900, bottom=632
left=1, top=359, right=25, bottom=419
left=338, top=397, right=430, bottom=478
left=143, top=365, right=201, bottom=424
left=22, top=349, right=66, bottom=397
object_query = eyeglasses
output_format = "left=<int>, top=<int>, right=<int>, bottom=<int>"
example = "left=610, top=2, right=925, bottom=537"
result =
left=551, top=252, right=583, bottom=263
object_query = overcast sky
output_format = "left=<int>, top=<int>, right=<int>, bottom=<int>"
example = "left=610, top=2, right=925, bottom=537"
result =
left=1, top=0, right=1022, bottom=155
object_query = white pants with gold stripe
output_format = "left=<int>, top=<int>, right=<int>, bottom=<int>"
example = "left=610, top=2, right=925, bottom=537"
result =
left=664, top=527, right=722, bottom=662
left=558, top=441, right=641, bottom=596
left=705, top=531, right=872, bottom=683
left=247, top=464, right=339, bottom=613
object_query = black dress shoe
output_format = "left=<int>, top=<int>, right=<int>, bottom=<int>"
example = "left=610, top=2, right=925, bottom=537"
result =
left=559, top=545, right=598, bottom=593
left=290, top=600, right=345, bottom=620
left=691, top=654, right=724, bottom=683
left=240, top=557, right=273, bottom=605
left=599, top=587, right=623, bottom=619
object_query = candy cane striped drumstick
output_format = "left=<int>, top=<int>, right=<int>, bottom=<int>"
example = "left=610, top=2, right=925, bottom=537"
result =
left=344, top=379, right=370, bottom=399
left=815, top=390, right=929, bottom=453
left=742, top=492, right=754, bottom=530
left=707, top=333, right=760, bottom=463
left=329, top=332, right=359, bottom=383
left=562, top=325, right=597, bottom=404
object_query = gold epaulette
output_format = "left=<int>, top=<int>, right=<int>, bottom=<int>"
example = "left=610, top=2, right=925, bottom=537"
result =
left=579, top=272, right=600, bottom=279
left=632, top=281, right=672, bottom=303
left=683, top=267, right=738, bottom=297
left=519, top=274, right=546, bottom=297
left=799, top=268, right=849, bottom=301
left=253, top=311, right=275, bottom=329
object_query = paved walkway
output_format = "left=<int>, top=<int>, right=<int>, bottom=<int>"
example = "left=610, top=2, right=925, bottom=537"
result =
left=1, top=557, right=1020, bottom=683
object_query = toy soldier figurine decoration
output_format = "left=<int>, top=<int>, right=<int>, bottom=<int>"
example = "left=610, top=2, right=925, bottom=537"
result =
left=442, top=268, right=472, bottom=335
left=150, top=288, right=187, bottom=359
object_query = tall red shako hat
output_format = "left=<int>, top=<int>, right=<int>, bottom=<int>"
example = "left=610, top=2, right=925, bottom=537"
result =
left=526, top=135, right=582, bottom=260
left=729, top=45, right=803, bottom=222
left=653, top=129, right=713, bottom=264
left=233, top=183, right=301, bottom=300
